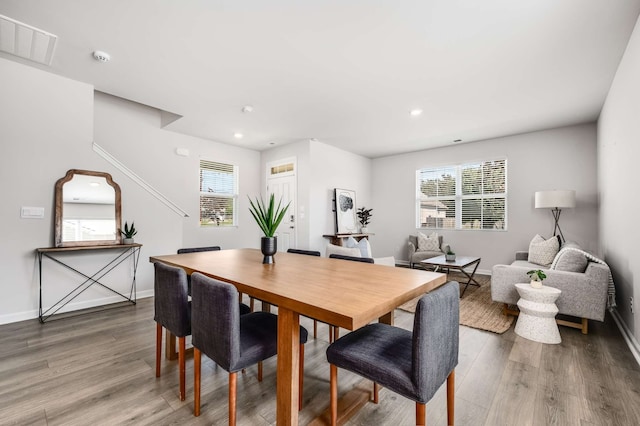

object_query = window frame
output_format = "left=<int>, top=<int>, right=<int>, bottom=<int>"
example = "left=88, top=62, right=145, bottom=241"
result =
left=199, top=159, right=239, bottom=227
left=416, top=158, right=507, bottom=231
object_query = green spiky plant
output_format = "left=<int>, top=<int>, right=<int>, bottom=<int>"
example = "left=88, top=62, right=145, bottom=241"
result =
left=120, top=221, right=137, bottom=238
left=248, top=194, right=291, bottom=237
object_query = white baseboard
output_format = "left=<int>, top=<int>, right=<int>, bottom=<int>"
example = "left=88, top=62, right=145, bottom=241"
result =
left=0, top=290, right=154, bottom=325
left=610, top=308, right=640, bottom=367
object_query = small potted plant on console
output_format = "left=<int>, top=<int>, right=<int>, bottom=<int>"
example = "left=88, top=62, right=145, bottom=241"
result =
left=356, top=207, right=373, bottom=233
left=120, top=221, right=137, bottom=244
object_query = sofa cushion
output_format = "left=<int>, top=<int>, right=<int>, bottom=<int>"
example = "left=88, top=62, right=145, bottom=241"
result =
left=553, top=249, right=588, bottom=273
left=417, top=231, right=440, bottom=251
left=511, top=260, right=547, bottom=270
left=346, top=236, right=372, bottom=258
left=374, top=256, right=396, bottom=266
left=411, top=250, right=444, bottom=265
left=326, top=243, right=361, bottom=258
left=528, top=234, right=560, bottom=267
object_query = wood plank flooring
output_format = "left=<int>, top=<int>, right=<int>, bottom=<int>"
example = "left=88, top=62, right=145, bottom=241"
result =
left=1, top=297, right=638, bottom=425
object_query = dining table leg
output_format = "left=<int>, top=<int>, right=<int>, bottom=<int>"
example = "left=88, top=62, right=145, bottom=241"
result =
left=277, top=307, right=301, bottom=425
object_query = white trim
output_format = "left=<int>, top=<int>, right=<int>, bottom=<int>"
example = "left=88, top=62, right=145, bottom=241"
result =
left=0, top=290, right=154, bottom=325
left=610, top=308, right=640, bottom=367
left=93, top=142, right=189, bottom=217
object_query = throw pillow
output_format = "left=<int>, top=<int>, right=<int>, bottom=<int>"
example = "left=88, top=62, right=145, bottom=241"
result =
left=345, top=237, right=372, bottom=258
left=325, top=243, right=362, bottom=258
left=528, top=234, right=560, bottom=266
left=417, top=231, right=440, bottom=252
left=553, top=249, right=588, bottom=273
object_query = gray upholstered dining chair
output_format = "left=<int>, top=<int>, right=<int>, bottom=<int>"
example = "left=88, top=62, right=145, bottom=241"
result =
left=328, top=253, right=375, bottom=263
left=177, top=246, right=250, bottom=315
left=326, top=280, right=460, bottom=426
left=191, top=273, right=309, bottom=422
left=327, top=252, right=374, bottom=341
left=286, top=248, right=330, bottom=340
left=177, top=246, right=221, bottom=253
left=154, top=262, right=191, bottom=401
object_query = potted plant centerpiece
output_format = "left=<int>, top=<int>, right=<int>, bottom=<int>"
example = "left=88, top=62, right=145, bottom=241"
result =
left=356, top=207, right=373, bottom=233
left=120, top=221, right=137, bottom=244
left=527, top=269, right=547, bottom=289
left=248, top=194, right=290, bottom=264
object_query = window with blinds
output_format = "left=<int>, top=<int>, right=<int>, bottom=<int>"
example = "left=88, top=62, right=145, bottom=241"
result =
left=416, top=159, right=507, bottom=230
left=200, top=160, right=238, bottom=227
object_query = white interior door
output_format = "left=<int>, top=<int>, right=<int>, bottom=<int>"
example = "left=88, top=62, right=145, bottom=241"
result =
left=267, top=174, right=296, bottom=252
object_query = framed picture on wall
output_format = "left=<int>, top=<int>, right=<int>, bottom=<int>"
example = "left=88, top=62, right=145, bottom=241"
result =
left=334, top=188, right=358, bottom=234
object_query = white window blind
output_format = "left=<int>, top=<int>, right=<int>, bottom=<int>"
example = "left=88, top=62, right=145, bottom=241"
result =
left=416, top=159, right=507, bottom=230
left=200, top=160, right=238, bottom=226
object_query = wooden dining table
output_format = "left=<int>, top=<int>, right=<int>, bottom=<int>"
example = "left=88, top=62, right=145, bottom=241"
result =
left=150, top=248, right=447, bottom=425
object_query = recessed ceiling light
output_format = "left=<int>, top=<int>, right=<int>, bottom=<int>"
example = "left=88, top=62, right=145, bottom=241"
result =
left=234, top=133, right=243, bottom=139
left=410, top=109, right=423, bottom=116
left=92, top=50, right=110, bottom=63
left=242, top=105, right=253, bottom=113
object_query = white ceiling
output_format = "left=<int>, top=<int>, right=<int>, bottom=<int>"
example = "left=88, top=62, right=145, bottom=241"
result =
left=2, top=1, right=639, bottom=158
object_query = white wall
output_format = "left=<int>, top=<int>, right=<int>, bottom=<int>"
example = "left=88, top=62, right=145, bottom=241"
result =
left=0, top=59, right=262, bottom=324
left=598, top=14, right=640, bottom=342
left=309, top=141, right=372, bottom=255
left=372, top=124, right=599, bottom=272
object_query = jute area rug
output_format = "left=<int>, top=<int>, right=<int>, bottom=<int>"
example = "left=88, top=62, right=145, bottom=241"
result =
left=398, top=272, right=515, bottom=334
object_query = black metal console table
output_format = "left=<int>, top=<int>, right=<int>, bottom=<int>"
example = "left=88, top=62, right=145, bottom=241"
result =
left=36, top=243, right=142, bottom=323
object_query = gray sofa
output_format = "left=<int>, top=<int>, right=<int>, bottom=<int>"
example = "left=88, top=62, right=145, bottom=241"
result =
left=407, top=235, right=448, bottom=268
left=491, top=245, right=610, bottom=334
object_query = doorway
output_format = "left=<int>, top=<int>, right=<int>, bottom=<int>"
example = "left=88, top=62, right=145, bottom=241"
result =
left=266, top=158, right=296, bottom=252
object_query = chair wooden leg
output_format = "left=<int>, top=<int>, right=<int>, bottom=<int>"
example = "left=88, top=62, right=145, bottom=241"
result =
left=330, top=364, right=338, bottom=426
left=313, top=320, right=318, bottom=339
left=178, top=336, right=186, bottom=401
left=194, top=348, right=201, bottom=417
left=228, top=372, right=237, bottom=426
left=155, top=323, right=162, bottom=377
left=416, top=402, right=426, bottom=425
left=582, top=317, right=588, bottom=334
left=299, top=344, right=305, bottom=411
left=250, top=297, right=255, bottom=312
left=329, top=326, right=334, bottom=343
left=333, top=326, right=339, bottom=341
left=258, top=361, right=263, bottom=382
left=373, top=382, right=379, bottom=404
left=447, top=370, right=455, bottom=426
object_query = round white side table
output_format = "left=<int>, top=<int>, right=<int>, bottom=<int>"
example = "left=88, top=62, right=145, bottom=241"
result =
left=514, top=283, right=562, bottom=344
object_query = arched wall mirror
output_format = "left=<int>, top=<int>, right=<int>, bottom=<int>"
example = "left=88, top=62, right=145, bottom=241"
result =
left=54, top=169, right=122, bottom=247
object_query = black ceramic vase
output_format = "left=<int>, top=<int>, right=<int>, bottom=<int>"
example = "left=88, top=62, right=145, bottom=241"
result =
left=261, top=236, right=277, bottom=264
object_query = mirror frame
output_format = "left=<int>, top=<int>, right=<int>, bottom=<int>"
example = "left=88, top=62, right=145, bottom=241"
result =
left=54, top=169, right=122, bottom=247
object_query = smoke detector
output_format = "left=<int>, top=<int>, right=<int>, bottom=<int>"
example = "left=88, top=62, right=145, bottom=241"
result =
left=93, top=50, right=111, bottom=63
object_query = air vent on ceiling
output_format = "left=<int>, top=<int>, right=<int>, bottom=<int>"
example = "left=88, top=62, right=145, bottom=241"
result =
left=0, top=14, right=57, bottom=66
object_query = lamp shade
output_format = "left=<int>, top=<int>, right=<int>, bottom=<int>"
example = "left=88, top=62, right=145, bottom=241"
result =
left=535, top=190, right=576, bottom=209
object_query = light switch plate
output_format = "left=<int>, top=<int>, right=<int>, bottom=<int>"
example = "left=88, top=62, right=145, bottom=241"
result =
left=21, top=206, right=45, bottom=219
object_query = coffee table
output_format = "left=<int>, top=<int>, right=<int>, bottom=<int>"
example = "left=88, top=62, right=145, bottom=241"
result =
left=421, top=255, right=481, bottom=296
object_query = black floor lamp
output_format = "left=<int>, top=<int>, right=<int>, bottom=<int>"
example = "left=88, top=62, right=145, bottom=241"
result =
left=534, top=190, right=576, bottom=243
